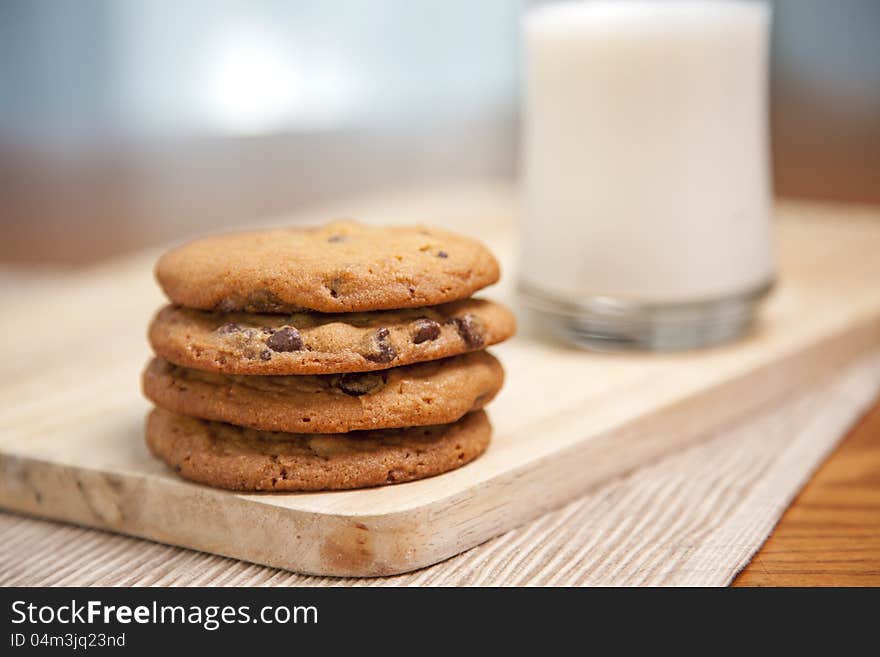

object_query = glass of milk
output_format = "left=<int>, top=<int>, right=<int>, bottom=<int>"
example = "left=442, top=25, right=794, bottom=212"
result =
left=519, top=0, right=775, bottom=350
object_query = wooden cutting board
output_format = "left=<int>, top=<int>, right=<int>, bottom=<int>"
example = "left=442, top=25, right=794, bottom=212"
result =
left=2, top=188, right=879, bottom=577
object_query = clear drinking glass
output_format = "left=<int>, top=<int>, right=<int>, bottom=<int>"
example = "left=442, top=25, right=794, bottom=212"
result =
left=519, top=0, right=775, bottom=350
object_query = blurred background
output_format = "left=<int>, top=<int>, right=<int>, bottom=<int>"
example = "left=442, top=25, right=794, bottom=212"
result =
left=1, top=0, right=878, bottom=265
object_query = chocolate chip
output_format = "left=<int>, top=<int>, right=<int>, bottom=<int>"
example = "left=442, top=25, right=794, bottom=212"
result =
left=214, top=322, right=241, bottom=335
left=453, top=314, right=484, bottom=348
left=437, top=250, right=448, bottom=258
left=336, top=372, right=385, bottom=396
left=327, top=235, right=346, bottom=243
left=363, top=327, right=396, bottom=363
left=266, top=326, right=303, bottom=352
left=260, top=350, right=272, bottom=361
left=412, top=319, right=441, bottom=344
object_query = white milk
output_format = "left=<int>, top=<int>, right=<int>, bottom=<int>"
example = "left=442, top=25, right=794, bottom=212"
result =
left=520, top=0, right=775, bottom=308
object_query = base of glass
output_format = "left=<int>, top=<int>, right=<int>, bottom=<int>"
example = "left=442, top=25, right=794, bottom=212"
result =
left=519, top=279, right=775, bottom=351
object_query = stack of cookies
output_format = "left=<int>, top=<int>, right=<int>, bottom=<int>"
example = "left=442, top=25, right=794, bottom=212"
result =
left=142, top=220, right=515, bottom=491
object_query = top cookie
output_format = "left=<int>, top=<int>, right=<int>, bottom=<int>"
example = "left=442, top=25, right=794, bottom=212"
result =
left=155, top=220, right=501, bottom=313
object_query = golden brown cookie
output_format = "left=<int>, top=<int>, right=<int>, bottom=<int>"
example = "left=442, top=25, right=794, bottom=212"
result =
left=145, top=408, right=491, bottom=491
left=142, top=351, right=503, bottom=433
left=148, top=298, right=515, bottom=375
left=155, top=220, right=500, bottom=313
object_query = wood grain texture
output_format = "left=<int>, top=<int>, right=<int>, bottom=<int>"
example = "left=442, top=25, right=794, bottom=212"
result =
left=2, top=189, right=880, bottom=577
left=734, top=399, right=880, bottom=587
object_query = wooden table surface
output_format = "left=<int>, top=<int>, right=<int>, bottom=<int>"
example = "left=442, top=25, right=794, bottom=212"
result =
left=734, top=398, right=880, bottom=586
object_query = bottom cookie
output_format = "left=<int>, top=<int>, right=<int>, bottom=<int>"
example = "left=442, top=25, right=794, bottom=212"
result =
left=145, top=408, right=491, bottom=492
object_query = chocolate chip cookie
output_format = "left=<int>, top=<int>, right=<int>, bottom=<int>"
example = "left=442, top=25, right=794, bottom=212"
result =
left=142, top=351, right=503, bottom=433
left=155, top=220, right=500, bottom=313
left=148, top=298, right=515, bottom=375
left=146, top=407, right=491, bottom=491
